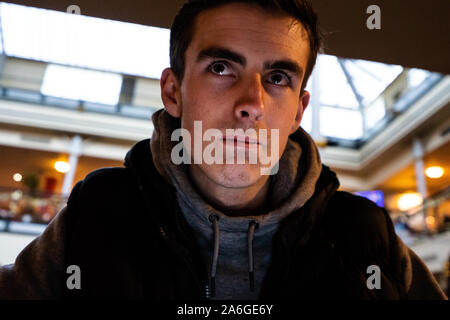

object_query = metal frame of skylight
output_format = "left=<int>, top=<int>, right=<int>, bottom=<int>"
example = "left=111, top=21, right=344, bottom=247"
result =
left=337, top=58, right=368, bottom=136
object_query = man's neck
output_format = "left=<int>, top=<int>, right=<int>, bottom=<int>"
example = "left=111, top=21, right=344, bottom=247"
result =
left=188, top=166, right=271, bottom=217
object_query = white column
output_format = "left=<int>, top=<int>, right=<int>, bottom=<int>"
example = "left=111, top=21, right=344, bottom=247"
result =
left=310, top=65, right=321, bottom=141
left=412, top=137, right=429, bottom=233
left=62, top=135, right=83, bottom=197
left=412, top=138, right=428, bottom=199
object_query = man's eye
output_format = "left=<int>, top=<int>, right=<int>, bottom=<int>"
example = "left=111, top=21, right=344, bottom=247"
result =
left=268, top=72, right=291, bottom=86
left=208, top=61, right=232, bottom=76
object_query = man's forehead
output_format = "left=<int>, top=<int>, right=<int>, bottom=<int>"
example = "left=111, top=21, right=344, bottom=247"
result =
left=189, top=3, right=310, bottom=58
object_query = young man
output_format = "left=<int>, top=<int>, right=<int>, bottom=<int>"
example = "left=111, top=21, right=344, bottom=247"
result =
left=0, top=0, right=447, bottom=299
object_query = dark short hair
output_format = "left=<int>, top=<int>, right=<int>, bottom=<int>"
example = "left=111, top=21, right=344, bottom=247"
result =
left=170, top=0, right=321, bottom=92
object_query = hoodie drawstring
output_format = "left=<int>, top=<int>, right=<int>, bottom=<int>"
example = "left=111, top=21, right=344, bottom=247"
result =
left=248, top=220, right=259, bottom=292
left=209, top=214, right=259, bottom=297
left=209, top=214, right=220, bottom=297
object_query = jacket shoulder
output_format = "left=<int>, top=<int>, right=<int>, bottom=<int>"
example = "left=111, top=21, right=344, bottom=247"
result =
left=68, top=167, right=134, bottom=202
left=322, top=191, right=395, bottom=261
left=326, top=191, right=390, bottom=230
left=79, top=166, right=133, bottom=191
left=66, top=167, right=141, bottom=222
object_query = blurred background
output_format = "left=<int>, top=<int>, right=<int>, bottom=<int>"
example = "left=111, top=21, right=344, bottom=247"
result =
left=0, top=0, right=449, bottom=295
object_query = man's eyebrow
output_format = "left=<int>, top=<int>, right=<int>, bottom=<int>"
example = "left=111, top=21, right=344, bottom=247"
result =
left=197, top=46, right=246, bottom=66
left=197, top=46, right=303, bottom=77
left=264, top=60, right=303, bottom=77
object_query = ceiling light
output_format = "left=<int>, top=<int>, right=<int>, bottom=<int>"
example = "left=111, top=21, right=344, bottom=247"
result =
left=397, top=192, right=423, bottom=211
left=425, top=216, right=435, bottom=227
left=425, top=166, right=444, bottom=179
left=13, top=173, right=22, bottom=182
left=54, top=161, right=70, bottom=173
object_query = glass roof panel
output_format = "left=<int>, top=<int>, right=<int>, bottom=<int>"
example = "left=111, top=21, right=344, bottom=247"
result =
left=300, top=103, right=312, bottom=133
left=317, top=55, right=360, bottom=109
left=320, top=107, right=363, bottom=140
left=41, top=64, right=122, bottom=105
left=365, top=97, right=386, bottom=130
left=408, top=68, right=430, bottom=88
left=343, top=59, right=403, bottom=105
left=0, top=2, right=169, bottom=79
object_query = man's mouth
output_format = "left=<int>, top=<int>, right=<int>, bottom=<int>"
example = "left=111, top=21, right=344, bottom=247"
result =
left=223, top=135, right=260, bottom=148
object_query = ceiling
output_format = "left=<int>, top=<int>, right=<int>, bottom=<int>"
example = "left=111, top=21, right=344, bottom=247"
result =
left=2, top=0, right=450, bottom=74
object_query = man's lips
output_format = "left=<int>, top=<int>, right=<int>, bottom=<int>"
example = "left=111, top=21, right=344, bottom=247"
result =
left=222, top=135, right=262, bottom=148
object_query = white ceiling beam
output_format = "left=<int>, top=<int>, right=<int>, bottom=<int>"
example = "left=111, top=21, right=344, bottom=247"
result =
left=0, top=99, right=153, bottom=141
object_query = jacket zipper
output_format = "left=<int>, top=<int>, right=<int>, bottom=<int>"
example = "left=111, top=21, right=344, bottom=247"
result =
left=175, top=207, right=211, bottom=300
left=260, top=231, right=291, bottom=299
left=136, top=181, right=209, bottom=299
left=159, top=224, right=209, bottom=300
left=173, top=208, right=211, bottom=300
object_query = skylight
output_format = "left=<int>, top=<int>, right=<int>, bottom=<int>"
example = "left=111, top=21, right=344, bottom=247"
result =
left=0, top=2, right=170, bottom=79
left=302, top=54, right=405, bottom=140
left=41, top=64, right=122, bottom=105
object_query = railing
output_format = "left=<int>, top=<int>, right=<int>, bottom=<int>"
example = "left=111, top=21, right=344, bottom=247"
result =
left=0, top=85, right=159, bottom=120
left=391, top=186, right=450, bottom=242
left=0, top=186, right=67, bottom=226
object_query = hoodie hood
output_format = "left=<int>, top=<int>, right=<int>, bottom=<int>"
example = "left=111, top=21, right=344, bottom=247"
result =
left=124, top=109, right=339, bottom=299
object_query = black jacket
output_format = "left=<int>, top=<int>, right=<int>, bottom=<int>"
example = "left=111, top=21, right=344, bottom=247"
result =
left=0, top=137, right=446, bottom=299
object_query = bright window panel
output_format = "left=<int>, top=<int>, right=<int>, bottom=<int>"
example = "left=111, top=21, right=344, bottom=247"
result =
left=364, top=97, right=385, bottom=130
left=41, top=64, right=122, bottom=105
left=300, top=79, right=313, bottom=134
left=0, top=5, right=3, bottom=54
left=0, top=2, right=170, bottom=79
left=320, top=106, right=363, bottom=140
left=408, top=68, right=429, bottom=88
left=300, top=104, right=312, bottom=133
left=317, top=55, right=359, bottom=109
left=343, top=59, right=403, bottom=105
left=351, top=59, right=403, bottom=83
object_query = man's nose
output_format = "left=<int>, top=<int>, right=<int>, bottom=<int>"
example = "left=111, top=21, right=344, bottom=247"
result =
left=234, top=74, right=265, bottom=123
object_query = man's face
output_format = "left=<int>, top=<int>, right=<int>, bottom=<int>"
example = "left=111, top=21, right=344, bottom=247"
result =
left=163, top=3, right=311, bottom=189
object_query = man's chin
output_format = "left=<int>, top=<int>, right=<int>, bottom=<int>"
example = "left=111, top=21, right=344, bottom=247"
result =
left=201, top=163, right=267, bottom=189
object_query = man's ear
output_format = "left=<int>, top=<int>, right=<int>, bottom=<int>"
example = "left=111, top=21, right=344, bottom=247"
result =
left=160, top=68, right=182, bottom=118
left=290, top=90, right=310, bottom=134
